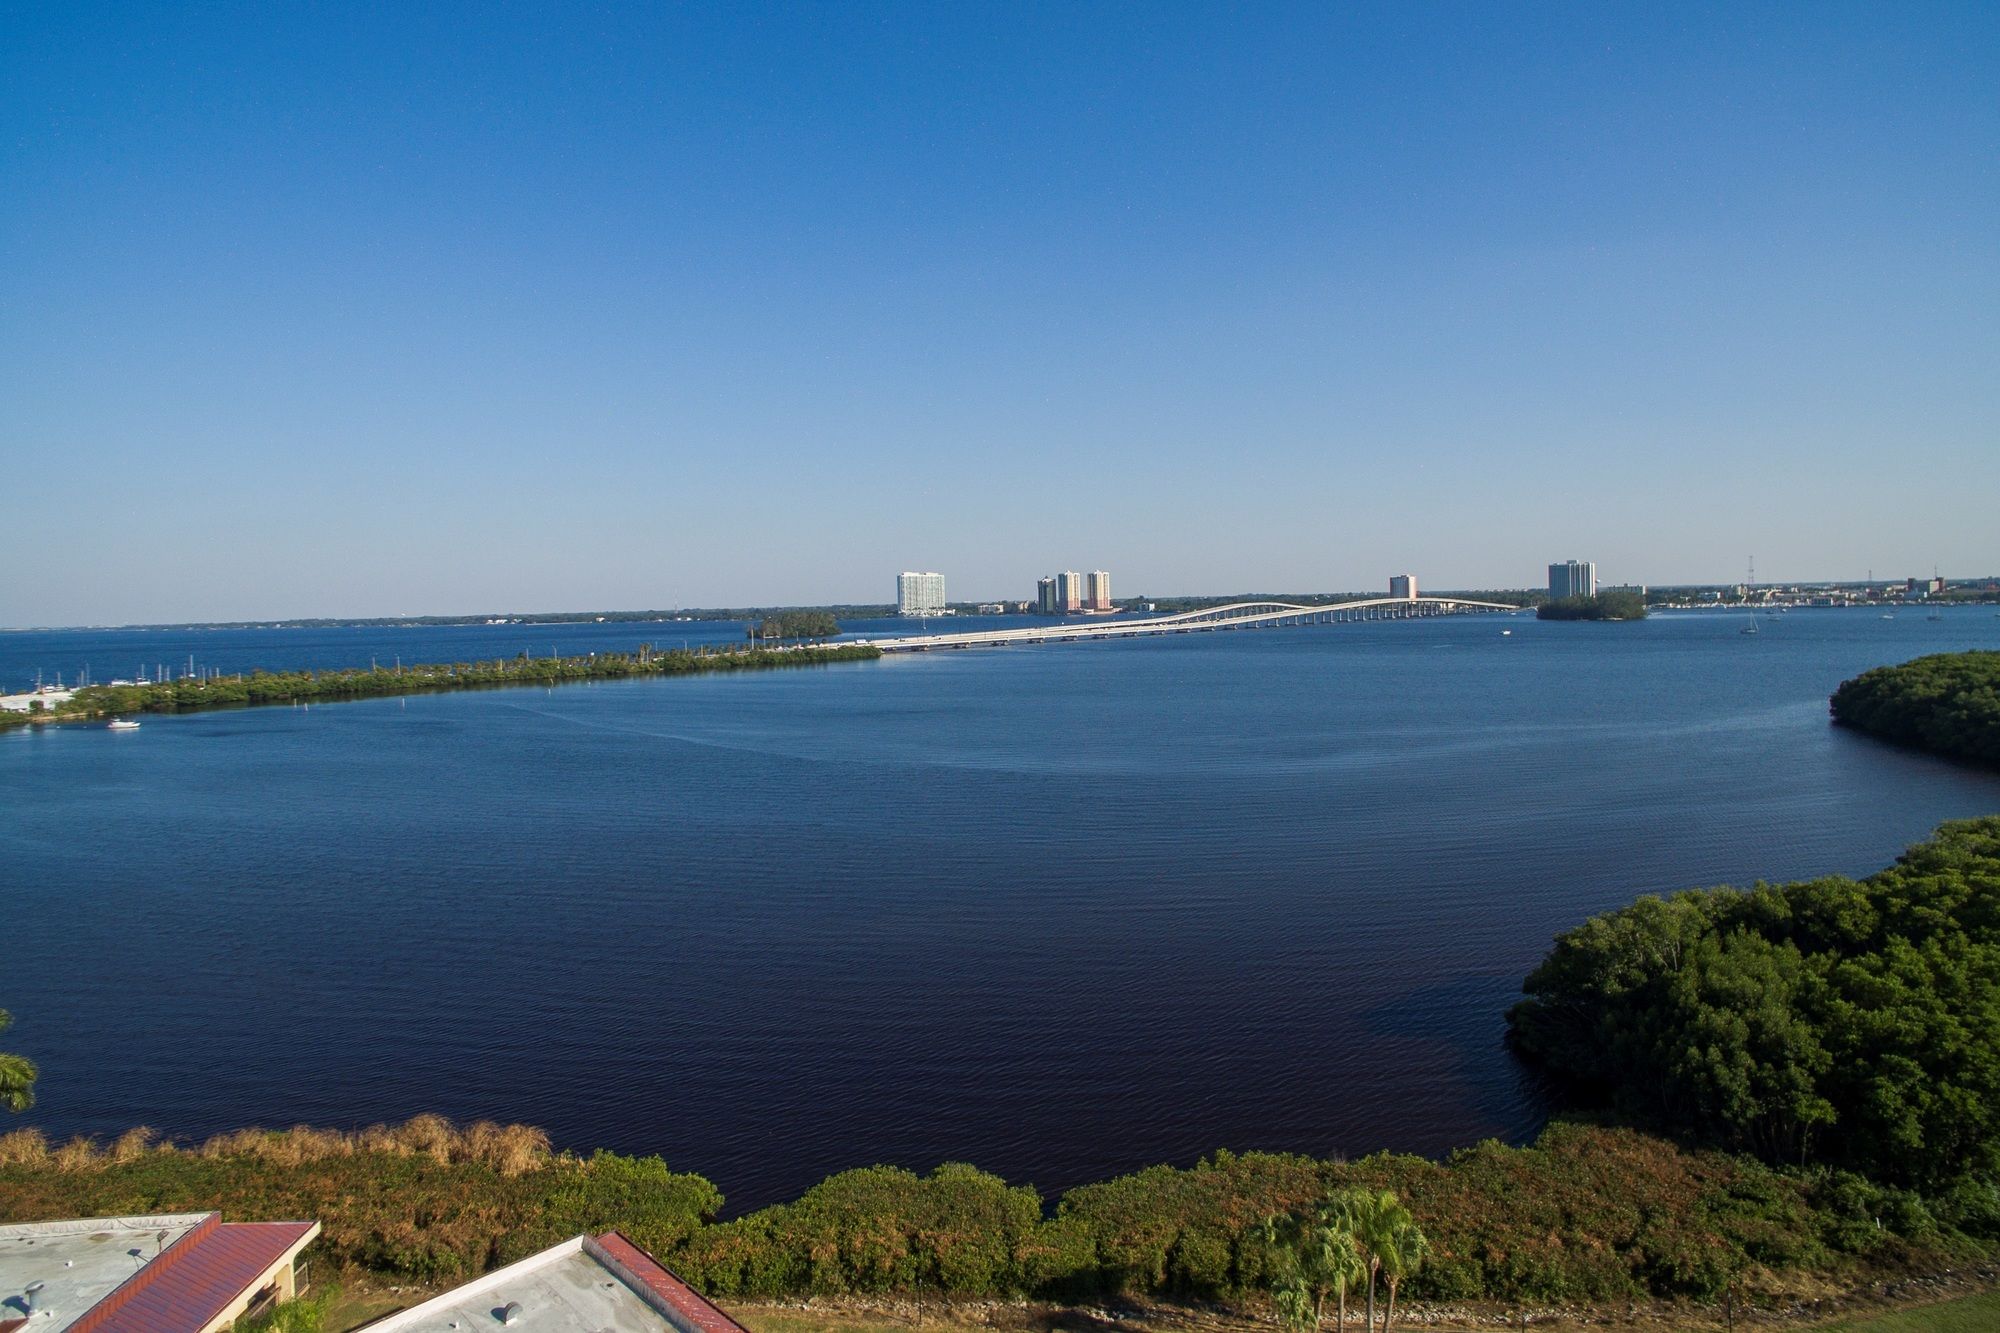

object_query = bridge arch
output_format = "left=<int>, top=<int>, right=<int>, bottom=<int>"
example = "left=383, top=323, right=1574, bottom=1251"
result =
left=859, top=596, right=1523, bottom=652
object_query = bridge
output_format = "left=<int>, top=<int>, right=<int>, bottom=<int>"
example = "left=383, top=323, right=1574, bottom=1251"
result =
left=858, top=597, right=1524, bottom=652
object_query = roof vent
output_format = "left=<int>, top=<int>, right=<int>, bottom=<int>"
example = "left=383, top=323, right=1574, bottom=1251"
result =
left=500, top=1300, right=524, bottom=1325
left=25, top=1280, right=45, bottom=1313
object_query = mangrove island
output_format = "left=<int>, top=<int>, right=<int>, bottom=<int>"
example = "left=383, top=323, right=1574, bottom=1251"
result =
left=1534, top=590, right=1648, bottom=621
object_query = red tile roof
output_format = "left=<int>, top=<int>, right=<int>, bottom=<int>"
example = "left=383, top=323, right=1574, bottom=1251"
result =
left=592, top=1232, right=750, bottom=1333
left=70, top=1217, right=317, bottom=1333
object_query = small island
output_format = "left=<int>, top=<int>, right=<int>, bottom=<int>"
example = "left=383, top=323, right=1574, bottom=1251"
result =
left=748, top=610, right=841, bottom=642
left=1830, top=649, right=2000, bottom=768
left=1534, top=589, right=1647, bottom=620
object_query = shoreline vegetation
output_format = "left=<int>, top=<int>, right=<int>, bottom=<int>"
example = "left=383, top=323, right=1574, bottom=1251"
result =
left=1533, top=590, right=1647, bottom=621
left=1830, top=650, right=2000, bottom=769
left=5, top=820, right=1998, bottom=1324
left=0, top=1114, right=1986, bottom=1314
left=0, top=641, right=882, bottom=732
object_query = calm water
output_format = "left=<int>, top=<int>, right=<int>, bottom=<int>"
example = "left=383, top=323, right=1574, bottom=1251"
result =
left=5, top=608, right=2000, bottom=1209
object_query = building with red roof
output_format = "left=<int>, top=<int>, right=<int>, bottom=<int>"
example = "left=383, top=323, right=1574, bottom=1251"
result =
left=0, top=1211, right=320, bottom=1333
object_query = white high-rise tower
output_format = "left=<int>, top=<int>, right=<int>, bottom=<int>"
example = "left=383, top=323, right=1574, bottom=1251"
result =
left=897, top=572, right=946, bottom=615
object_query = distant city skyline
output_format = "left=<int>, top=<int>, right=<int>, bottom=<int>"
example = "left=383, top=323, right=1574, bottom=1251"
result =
left=5, top=562, right=1999, bottom=628
left=2, top=5, right=1995, bottom=627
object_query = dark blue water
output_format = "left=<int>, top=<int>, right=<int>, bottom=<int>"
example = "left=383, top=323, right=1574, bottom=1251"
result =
left=4, top=608, right=1999, bottom=1209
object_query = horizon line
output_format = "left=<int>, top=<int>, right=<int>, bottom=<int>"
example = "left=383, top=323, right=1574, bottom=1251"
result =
left=6, top=573, right=1994, bottom=635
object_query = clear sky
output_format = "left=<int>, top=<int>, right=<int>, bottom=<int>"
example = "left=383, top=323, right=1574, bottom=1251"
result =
left=3, top=3, right=1995, bottom=624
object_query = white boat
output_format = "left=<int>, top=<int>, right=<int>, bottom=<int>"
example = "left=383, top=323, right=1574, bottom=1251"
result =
left=107, top=719, right=141, bottom=730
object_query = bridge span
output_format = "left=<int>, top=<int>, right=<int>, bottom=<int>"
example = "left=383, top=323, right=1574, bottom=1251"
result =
left=858, top=597, right=1524, bottom=652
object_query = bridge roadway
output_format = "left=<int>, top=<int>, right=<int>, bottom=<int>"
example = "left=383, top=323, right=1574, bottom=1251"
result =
left=858, top=597, right=1524, bottom=652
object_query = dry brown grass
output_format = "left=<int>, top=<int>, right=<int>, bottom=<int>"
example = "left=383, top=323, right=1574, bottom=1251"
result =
left=49, top=1137, right=99, bottom=1172
left=461, top=1120, right=552, bottom=1177
left=108, top=1126, right=160, bottom=1163
left=395, top=1113, right=457, bottom=1164
left=0, top=1116, right=553, bottom=1177
left=0, top=1128, right=49, bottom=1167
left=189, top=1116, right=553, bottom=1175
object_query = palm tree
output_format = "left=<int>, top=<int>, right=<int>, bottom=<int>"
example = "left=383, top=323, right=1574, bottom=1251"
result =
left=1264, top=1193, right=1367, bottom=1333
left=0, top=1009, right=36, bottom=1113
left=1376, top=1213, right=1428, bottom=1332
left=1346, top=1189, right=1423, bottom=1332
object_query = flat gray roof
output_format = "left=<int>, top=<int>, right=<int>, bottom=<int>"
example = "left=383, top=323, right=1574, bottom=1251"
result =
left=362, top=1236, right=698, bottom=1333
left=0, top=1213, right=208, bottom=1331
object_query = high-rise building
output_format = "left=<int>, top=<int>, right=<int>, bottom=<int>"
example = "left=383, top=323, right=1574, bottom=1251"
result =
left=1056, top=571, right=1083, bottom=613
left=1085, top=570, right=1112, bottom=611
left=1389, top=574, right=1417, bottom=601
left=1548, top=560, right=1597, bottom=599
left=897, top=571, right=946, bottom=616
left=1035, top=576, right=1058, bottom=615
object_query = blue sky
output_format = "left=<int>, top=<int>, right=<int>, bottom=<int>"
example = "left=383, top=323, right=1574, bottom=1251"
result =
left=3, top=3, right=1995, bottom=623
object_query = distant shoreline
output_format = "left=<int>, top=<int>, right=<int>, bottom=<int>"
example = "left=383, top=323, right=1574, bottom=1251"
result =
left=6, top=580, right=1995, bottom=634
left=0, top=642, right=882, bottom=732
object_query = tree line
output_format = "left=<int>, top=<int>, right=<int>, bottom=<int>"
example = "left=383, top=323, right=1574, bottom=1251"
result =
left=12, top=642, right=881, bottom=727
left=750, top=611, right=840, bottom=642
left=1534, top=590, right=1647, bottom=620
